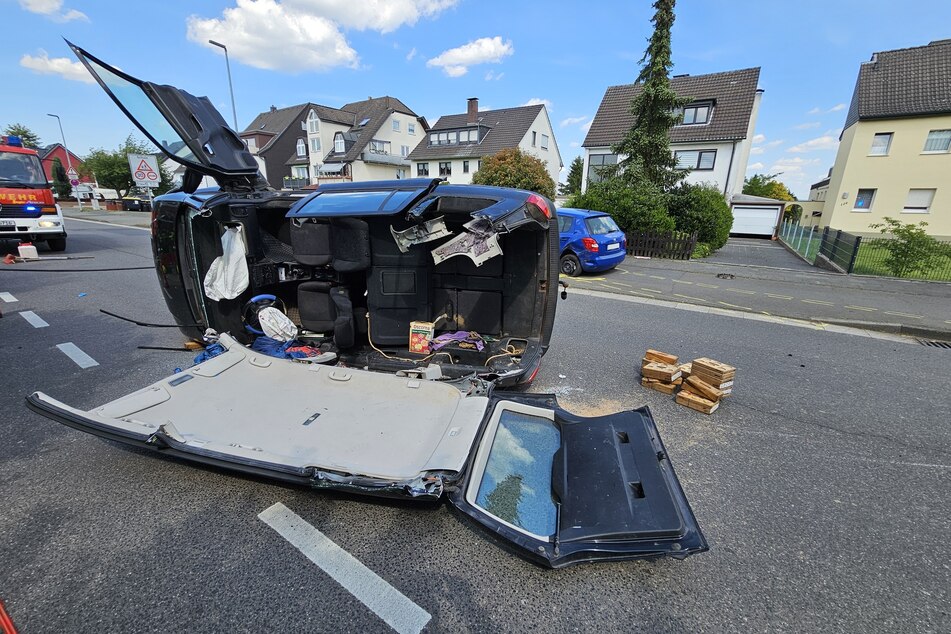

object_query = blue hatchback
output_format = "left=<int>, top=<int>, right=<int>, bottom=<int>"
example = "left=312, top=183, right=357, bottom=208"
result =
left=556, top=208, right=626, bottom=276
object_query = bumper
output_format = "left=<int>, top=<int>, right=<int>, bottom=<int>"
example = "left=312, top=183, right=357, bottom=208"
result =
left=0, top=217, right=66, bottom=241
left=580, top=249, right=626, bottom=272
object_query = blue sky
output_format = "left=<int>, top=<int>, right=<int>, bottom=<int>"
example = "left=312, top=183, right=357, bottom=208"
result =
left=4, top=0, right=951, bottom=198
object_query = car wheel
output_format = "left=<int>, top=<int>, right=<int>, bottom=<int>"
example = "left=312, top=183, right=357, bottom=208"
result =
left=560, top=253, right=581, bottom=277
left=47, top=238, right=66, bottom=252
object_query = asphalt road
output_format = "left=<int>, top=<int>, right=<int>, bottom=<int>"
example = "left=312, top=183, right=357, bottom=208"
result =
left=1, top=219, right=949, bottom=633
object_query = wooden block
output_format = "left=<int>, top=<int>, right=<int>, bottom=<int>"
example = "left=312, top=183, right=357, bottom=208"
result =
left=679, top=362, right=692, bottom=378
left=641, top=357, right=651, bottom=369
left=691, top=371, right=734, bottom=390
left=676, top=390, right=719, bottom=414
left=645, top=349, right=679, bottom=365
left=641, top=362, right=682, bottom=382
left=642, top=377, right=677, bottom=394
left=692, top=357, right=736, bottom=380
left=685, top=376, right=724, bottom=401
left=672, top=377, right=683, bottom=386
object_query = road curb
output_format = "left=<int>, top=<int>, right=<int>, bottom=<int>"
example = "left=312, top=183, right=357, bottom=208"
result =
left=813, top=318, right=951, bottom=342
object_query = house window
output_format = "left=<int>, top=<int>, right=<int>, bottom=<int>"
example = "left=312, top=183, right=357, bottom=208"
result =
left=923, top=129, right=951, bottom=153
left=296, top=138, right=306, bottom=157
left=463, top=160, right=470, bottom=173
left=334, top=133, right=345, bottom=154
left=307, top=110, right=319, bottom=134
left=245, top=137, right=257, bottom=152
left=392, top=119, right=401, bottom=132
left=439, top=161, right=452, bottom=176
left=369, top=140, right=391, bottom=154
left=396, top=168, right=406, bottom=179
left=310, top=137, right=321, bottom=154
left=540, top=134, right=549, bottom=150
left=477, top=160, right=481, bottom=171
left=587, top=153, right=617, bottom=183
left=679, top=102, right=712, bottom=125
left=869, top=133, right=893, bottom=156
left=459, top=129, right=478, bottom=143
left=430, top=131, right=454, bottom=146
left=531, top=131, right=537, bottom=146
left=408, top=122, right=416, bottom=135
left=674, top=150, right=716, bottom=170
left=417, top=163, right=429, bottom=177
left=400, top=145, right=410, bottom=157
left=853, top=188, right=875, bottom=211
left=903, top=188, right=936, bottom=213
left=292, top=165, right=308, bottom=179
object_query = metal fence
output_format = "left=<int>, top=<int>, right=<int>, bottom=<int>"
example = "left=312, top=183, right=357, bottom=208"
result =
left=626, top=230, right=698, bottom=259
left=852, top=237, right=951, bottom=281
left=818, top=227, right=863, bottom=273
left=778, top=220, right=821, bottom=263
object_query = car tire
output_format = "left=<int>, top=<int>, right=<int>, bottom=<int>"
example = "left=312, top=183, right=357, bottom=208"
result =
left=560, top=253, right=582, bottom=277
left=47, top=238, right=66, bottom=252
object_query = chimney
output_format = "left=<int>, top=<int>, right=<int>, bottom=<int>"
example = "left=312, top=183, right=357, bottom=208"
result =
left=269, top=105, right=277, bottom=112
left=467, top=97, right=479, bottom=124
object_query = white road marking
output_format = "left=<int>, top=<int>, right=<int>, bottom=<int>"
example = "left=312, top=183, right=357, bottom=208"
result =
left=884, top=311, right=923, bottom=319
left=56, top=342, right=99, bottom=369
left=259, top=503, right=431, bottom=634
left=801, top=299, right=835, bottom=306
left=19, top=311, right=49, bottom=328
left=846, top=305, right=877, bottom=312
left=0, top=292, right=17, bottom=302
left=765, top=293, right=794, bottom=300
left=62, top=216, right=151, bottom=232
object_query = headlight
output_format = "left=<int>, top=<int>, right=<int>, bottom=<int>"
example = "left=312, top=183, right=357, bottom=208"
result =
left=38, top=220, right=61, bottom=228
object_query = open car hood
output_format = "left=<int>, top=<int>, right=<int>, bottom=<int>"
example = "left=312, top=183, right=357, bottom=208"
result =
left=27, top=335, right=707, bottom=568
left=68, top=41, right=262, bottom=189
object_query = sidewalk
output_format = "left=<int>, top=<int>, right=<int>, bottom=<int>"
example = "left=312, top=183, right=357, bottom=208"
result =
left=62, top=205, right=151, bottom=229
left=568, top=253, right=951, bottom=340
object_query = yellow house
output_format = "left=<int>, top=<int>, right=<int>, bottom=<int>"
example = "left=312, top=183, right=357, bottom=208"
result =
left=821, top=39, right=951, bottom=239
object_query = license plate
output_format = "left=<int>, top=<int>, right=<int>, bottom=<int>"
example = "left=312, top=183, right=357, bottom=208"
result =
left=0, top=219, right=15, bottom=227
left=606, top=243, right=620, bottom=251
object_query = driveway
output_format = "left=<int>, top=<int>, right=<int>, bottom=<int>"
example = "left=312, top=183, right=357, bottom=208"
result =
left=705, top=237, right=813, bottom=270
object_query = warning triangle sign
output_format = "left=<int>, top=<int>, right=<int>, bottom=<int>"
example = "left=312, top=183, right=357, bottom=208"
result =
left=136, top=159, right=152, bottom=171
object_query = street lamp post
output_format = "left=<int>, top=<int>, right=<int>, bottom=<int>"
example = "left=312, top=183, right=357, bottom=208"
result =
left=47, top=113, right=81, bottom=210
left=208, top=39, right=239, bottom=131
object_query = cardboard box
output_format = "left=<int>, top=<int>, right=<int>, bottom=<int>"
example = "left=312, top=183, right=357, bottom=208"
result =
left=645, top=349, right=679, bottom=365
left=641, top=362, right=682, bottom=382
left=676, top=390, right=719, bottom=414
left=408, top=321, right=434, bottom=353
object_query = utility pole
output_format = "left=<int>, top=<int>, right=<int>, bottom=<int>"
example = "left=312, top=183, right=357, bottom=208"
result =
left=47, top=113, right=80, bottom=210
left=208, top=40, right=239, bottom=130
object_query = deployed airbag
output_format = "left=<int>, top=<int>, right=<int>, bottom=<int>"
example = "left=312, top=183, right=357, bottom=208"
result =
left=203, top=225, right=249, bottom=301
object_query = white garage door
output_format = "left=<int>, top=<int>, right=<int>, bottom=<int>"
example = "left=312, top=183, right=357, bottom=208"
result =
left=730, top=205, right=781, bottom=236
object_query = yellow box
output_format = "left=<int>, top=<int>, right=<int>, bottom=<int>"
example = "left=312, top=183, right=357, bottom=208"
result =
left=409, top=321, right=434, bottom=353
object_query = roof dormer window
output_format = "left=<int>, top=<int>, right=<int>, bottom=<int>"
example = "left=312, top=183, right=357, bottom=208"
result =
left=307, top=110, right=320, bottom=134
left=296, top=138, right=306, bottom=157
left=334, top=132, right=345, bottom=154
left=676, top=101, right=713, bottom=125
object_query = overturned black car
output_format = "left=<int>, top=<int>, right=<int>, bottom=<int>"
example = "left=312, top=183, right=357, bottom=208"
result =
left=26, top=43, right=708, bottom=568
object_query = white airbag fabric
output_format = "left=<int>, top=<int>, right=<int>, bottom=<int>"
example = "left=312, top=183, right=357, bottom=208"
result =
left=203, top=226, right=249, bottom=301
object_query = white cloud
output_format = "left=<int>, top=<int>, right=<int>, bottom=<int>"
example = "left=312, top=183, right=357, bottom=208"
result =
left=426, top=36, right=513, bottom=77
left=405, top=47, right=417, bottom=61
left=581, top=120, right=593, bottom=133
left=283, top=0, right=458, bottom=33
left=747, top=162, right=765, bottom=171
left=484, top=70, right=504, bottom=81
left=521, top=97, right=552, bottom=111
left=769, top=156, right=822, bottom=174
left=750, top=146, right=764, bottom=155
left=788, top=135, right=838, bottom=153
left=765, top=139, right=783, bottom=148
left=569, top=141, right=580, bottom=148
left=187, top=0, right=359, bottom=72
left=19, top=0, right=87, bottom=21
left=828, top=103, right=846, bottom=112
left=794, top=121, right=820, bottom=130
left=560, top=116, right=587, bottom=128
left=19, top=50, right=94, bottom=84
left=807, top=107, right=821, bottom=115
left=752, top=133, right=766, bottom=143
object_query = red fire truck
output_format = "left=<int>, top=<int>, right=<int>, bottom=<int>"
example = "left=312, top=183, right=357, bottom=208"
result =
left=0, top=135, right=67, bottom=251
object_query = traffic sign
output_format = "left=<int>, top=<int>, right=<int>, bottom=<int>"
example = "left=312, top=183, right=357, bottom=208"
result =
left=127, top=153, right=161, bottom=188
left=66, top=167, right=78, bottom=179
left=69, top=178, right=79, bottom=186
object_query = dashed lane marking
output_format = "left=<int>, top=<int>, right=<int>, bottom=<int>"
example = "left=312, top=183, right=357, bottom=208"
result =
left=648, top=275, right=666, bottom=280
left=605, top=280, right=633, bottom=288
left=640, top=287, right=663, bottom=294
left=765, top=293, right=793, bottom=300
left=801, top=299, right=835, bottom=306
left=617, top=268, right=630, bottom=274
left=884, top=311, right=924, bottom=319
left=19, top=311, right=49, bottom=328
left=56, top=342, right=99, bottom=369
left=630, top=271, right=647, bottom=276
left=695, top=282, right=719, bottom=289
left=674, top=293, right=709, bottom=303
left=726, top=288, right=757, bottom=295
left=718, top=300, right=752, bottom=311
left=845, top=305, right=878, bottom=312
left=672, top=279, right=693, bottom=285
left=0, top=292, right=17, bottom=302
left=259, top=503, right=431, bottom=634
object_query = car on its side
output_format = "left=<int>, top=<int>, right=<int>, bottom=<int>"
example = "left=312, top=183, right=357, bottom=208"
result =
left=557, top=207, right=626, bottom=276
left=26, top=42, right=707, bottom=569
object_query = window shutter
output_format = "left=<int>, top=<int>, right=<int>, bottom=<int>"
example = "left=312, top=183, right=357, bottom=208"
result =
left=904, top=188, right=935, bottom=210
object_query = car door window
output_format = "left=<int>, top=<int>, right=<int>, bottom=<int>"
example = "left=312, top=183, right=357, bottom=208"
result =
left=557, top=216, right=572, bottom=233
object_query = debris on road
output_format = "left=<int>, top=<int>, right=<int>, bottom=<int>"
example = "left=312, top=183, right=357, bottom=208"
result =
left=639, top=350, right=736, bottom=414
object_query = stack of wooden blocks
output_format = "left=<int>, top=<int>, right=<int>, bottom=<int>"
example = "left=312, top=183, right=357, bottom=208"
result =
left=640, top=350, right=735, bottom=414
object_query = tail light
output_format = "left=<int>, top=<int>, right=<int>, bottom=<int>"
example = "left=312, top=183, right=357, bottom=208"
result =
left=526, top=193, right=551, bottom=219
left=582, top=237, right=599, bottom=253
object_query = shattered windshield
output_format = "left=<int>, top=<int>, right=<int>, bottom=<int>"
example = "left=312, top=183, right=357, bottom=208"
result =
left=82, top=55, right=197, bottom=164
left=475, top=409, right=560, bottom=537
left=0, top=152, right=47, bottom=186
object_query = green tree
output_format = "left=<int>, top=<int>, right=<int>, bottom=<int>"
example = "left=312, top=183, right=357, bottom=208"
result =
left=81, top=135, right=173, bottom=195
left=558, top=156, right=584, bottom=196
left=868, top=217, right=951, bottom=278
left=667, top=183, right=733, bottom=250
left=611, top=0, right=688, bottom=191
left=567, top=176, right=674, bottom=235
left=471, top=147, right=556, bottom=199
left=2, top=123, right=41, bottom=149
left=743, top=173, right=796, bottom=201
left=50, top=157, right=71, bottom=198
left=484, top=474, right=524, bottom=528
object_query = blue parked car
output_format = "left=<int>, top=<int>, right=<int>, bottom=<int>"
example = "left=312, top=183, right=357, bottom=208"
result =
left=556, top=208, right=627, bottom=276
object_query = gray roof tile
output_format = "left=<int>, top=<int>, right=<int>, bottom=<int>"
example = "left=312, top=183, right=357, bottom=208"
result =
left=582, top=67, right=761, bottom=148
left=408, top=104, right=544, bottom=161
left=844, top=39, right=951, bottom=128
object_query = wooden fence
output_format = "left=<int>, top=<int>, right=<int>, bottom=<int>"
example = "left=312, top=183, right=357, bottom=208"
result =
left=626, top=230, right=698, bottom=260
